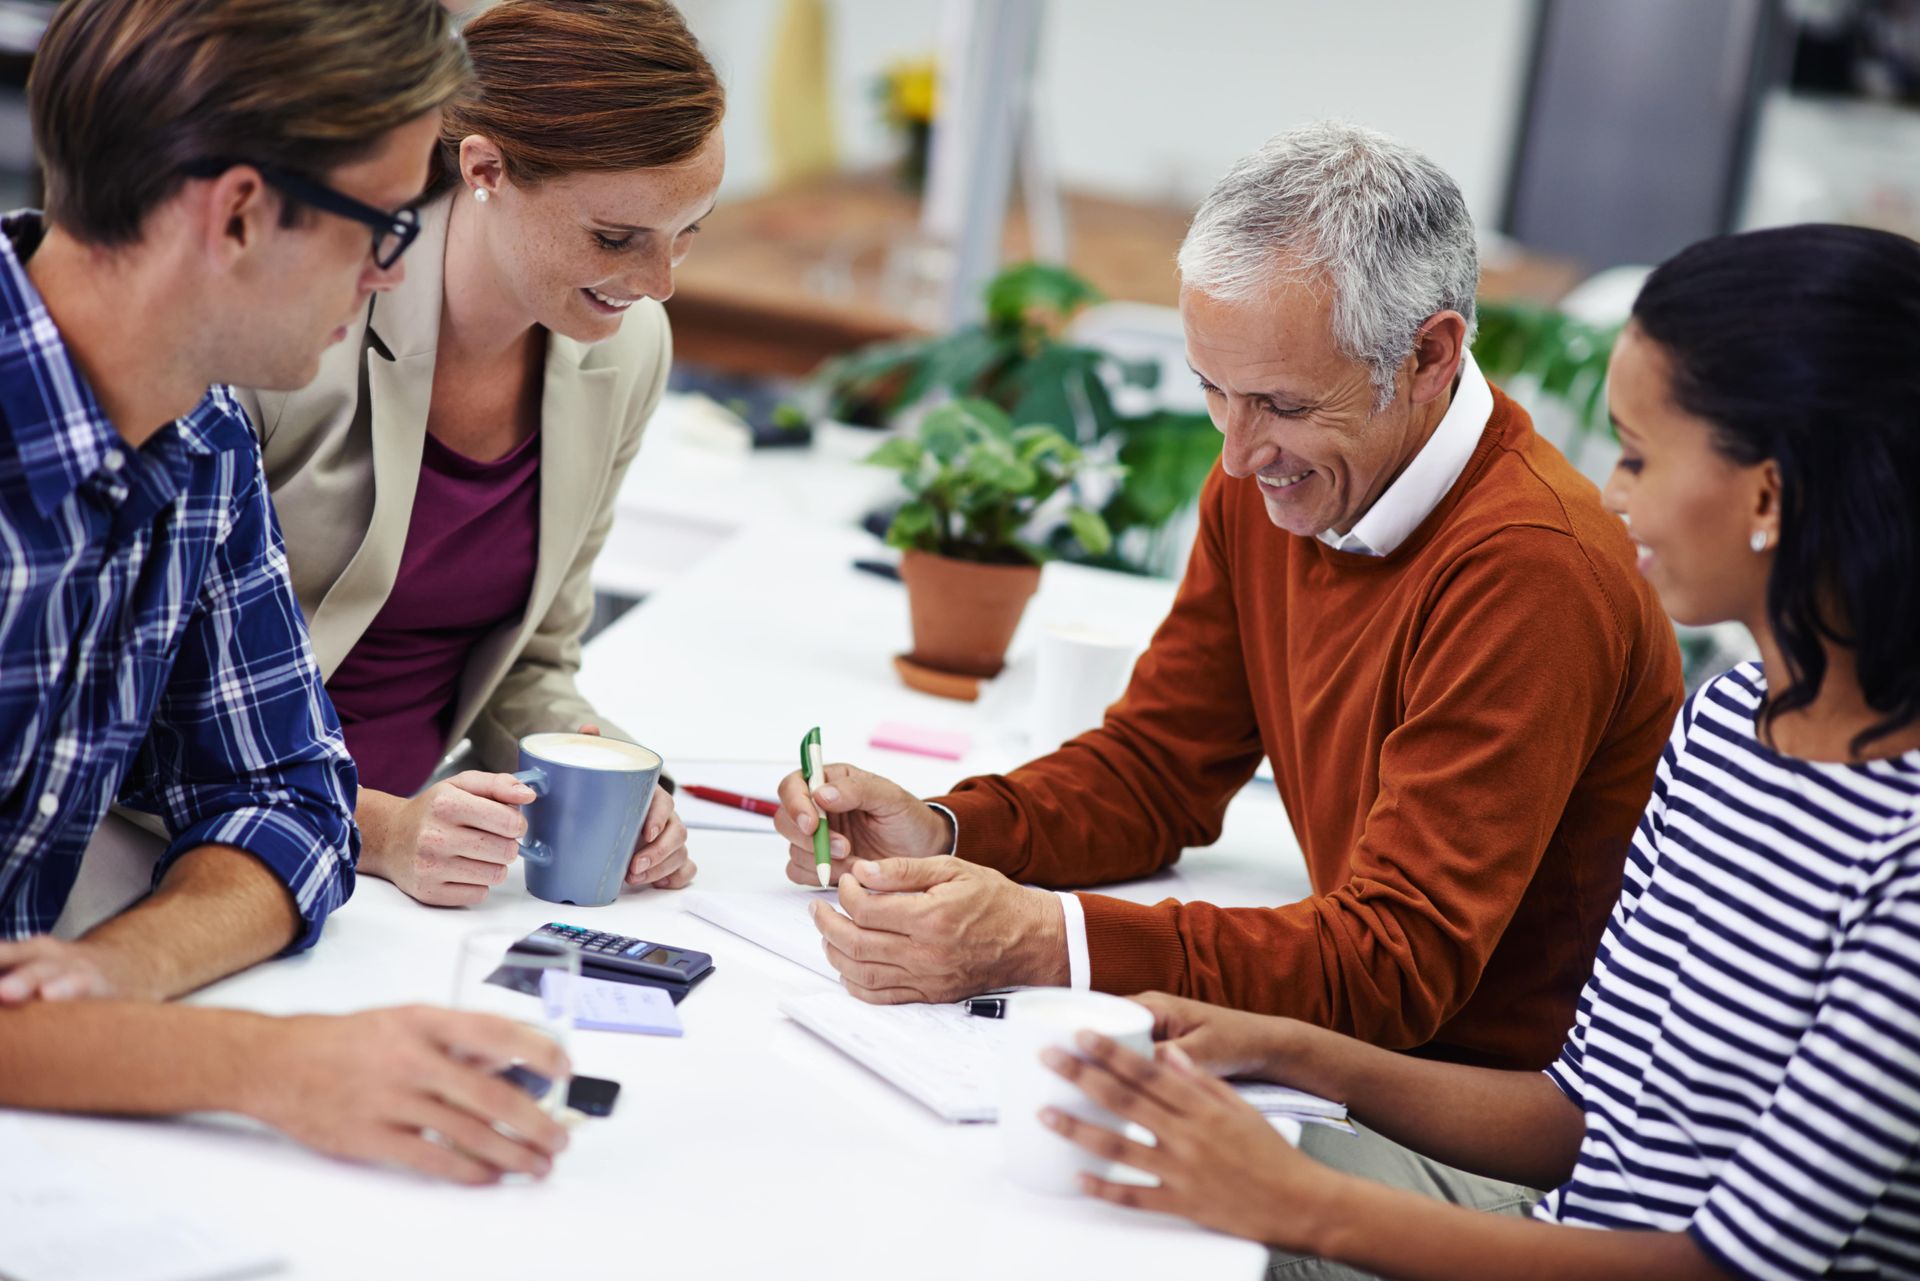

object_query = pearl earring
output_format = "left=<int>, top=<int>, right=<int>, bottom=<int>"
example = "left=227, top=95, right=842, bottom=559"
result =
left=1750, top=530, right=1769, bottom=553
left=473, top=187, right=490, bottom=204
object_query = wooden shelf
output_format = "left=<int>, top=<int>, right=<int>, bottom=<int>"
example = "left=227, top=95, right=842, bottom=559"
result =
left=667, top=170, right=1584, bottom=378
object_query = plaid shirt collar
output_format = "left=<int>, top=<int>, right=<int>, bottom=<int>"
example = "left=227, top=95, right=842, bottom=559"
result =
left=0, top=210, right=244, bottom=519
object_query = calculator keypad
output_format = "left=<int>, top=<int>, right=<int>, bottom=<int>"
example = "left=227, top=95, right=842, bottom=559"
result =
left=535, top=922, right=696, bottom=977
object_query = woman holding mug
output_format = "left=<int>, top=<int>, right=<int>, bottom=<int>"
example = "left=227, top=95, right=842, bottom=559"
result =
left=1038, top=224, right=1920, bottom=1280
left=242, top=0, right=723, bottom=906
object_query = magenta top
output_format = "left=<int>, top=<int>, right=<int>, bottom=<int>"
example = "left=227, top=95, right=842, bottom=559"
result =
left=326, top=428, right=541, bottom=796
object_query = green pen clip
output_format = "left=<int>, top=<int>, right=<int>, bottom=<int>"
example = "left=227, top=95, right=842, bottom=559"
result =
left=801, top=725, right=832, bottom=886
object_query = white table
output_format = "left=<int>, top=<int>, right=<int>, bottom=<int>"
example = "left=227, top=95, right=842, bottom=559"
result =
left=8, top=505, right=1307, bottom=1280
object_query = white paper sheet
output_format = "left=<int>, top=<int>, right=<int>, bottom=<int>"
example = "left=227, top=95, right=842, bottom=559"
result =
left=682, top=887, right=843, bottom=982
left=0, top=1116, right=284, bottom=1281
left=779, top=990, right=1347, bottom=1128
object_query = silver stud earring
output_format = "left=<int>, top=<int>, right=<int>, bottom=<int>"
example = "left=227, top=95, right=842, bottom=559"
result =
left=473, top=187, right=490, bottom=204
left=1750, top=530, right=1769, bottom=553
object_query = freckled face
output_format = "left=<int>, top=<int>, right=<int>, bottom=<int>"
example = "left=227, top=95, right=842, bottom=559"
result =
left=1180, top=280, right=1431, bottom=538
left=480, top=129, right=724, bottom=345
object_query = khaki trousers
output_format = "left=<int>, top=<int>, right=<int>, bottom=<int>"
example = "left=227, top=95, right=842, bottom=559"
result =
left=1266, top=1120, right=1541, bottom=1281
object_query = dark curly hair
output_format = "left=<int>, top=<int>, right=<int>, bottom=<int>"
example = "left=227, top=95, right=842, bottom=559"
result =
left=1632, top=223, right=1920, bottom=752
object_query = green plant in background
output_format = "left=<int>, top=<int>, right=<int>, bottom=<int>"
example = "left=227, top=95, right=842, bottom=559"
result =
left=864, top=398, right=1113, bottom=566
left=816, top=263, right=1220, bottom=575
left=1470, top=300, right=1621, bottom=451
left=823, top=271, right=1625, bottom=576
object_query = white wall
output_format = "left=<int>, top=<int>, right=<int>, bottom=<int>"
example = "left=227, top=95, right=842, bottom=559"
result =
left=681, top=0, right=1536, bottom=226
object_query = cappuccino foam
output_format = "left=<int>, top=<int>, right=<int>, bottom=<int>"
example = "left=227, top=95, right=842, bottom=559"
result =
left=522, top=733, right=661, bottom=772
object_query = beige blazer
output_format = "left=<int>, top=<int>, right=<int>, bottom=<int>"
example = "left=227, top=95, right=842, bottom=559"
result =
left=238, top=194, right=671, bottom=779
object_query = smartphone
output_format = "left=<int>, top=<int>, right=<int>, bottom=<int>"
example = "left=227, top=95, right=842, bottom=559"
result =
left=567, top=1073, right=621, bottom=1118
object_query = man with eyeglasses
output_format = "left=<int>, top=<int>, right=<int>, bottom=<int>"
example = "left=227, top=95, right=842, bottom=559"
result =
left=0, top=0, right=572, bottom=1186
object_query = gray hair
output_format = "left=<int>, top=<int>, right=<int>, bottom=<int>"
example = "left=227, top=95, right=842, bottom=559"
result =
left=1178, top=121, right=1480, bottom=409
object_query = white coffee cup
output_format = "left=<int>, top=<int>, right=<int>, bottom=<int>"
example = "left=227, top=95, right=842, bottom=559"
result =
left=1000, top=989, right=1156, bottom=1196
left=1031, top=625, right=1137, bottom=751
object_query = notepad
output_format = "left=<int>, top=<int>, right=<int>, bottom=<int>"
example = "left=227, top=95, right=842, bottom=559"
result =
left=0, top=1115, right=285, bottom=1281
left=560, top=973, right=684, bottom=1036
left=682, top=887, right=842, bottom=982
left=779, top=990, right=1348, bottom=1127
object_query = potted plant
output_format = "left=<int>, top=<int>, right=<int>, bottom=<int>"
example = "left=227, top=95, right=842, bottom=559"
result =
left=817, top=263, right=1220, bottom=576
left=865, top=398, right=1113, bottom=697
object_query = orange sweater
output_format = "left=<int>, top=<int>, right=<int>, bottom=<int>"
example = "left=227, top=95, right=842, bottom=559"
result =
left=937, top=388, right=1683, bottom=1069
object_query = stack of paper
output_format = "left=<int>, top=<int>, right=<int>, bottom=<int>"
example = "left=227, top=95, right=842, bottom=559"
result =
left=779, top=990, right=1347, bottom=1129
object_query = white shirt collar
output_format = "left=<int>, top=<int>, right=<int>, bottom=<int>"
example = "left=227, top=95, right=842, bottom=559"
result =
left=1317, top=351, right=1494, bottom=558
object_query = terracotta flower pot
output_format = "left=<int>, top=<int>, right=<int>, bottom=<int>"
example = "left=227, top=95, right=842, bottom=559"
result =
left=898, top=549, right=1041, bottom=681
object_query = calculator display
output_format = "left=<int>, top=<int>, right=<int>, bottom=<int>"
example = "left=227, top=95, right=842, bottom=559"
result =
left=527, top=923, right=715, bottom=990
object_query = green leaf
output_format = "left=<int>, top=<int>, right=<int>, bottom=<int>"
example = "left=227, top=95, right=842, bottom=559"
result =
left=885, top=500, right=938, bottom=552
left=948, top=397, right=1015, bottom=437
left=918, top=406, right=972, bottom=463
left=1013, top=424, right=1078, bottom=466
left=1065, top=505, right=1113, bottom=557
left=1471, top=301, right=1621, bottom=443
left=863, top=436, right=924, bottom=471
left=969, top=442, right=1037, bottom=493
left=1107, top=411, right=1222, bottom=531
left=984, top=262, right=1105, bottom=331
left=919, top=327, right=1007, bottom=403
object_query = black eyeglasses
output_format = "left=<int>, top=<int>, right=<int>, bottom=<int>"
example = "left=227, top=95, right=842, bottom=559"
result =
left=182, top=159, right=422, bottom=270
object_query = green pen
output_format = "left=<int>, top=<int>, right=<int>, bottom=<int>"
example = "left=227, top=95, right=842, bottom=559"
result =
left=800, top=726, right=832, bottom=886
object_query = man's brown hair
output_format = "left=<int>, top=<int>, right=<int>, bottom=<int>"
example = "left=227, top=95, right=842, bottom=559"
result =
left=28, top=0, right=470, bottom=246
left=434, top=0, right=724, bottom=192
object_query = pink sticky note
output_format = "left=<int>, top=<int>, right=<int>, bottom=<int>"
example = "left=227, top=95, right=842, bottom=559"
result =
left=871, top=721, right=972, bottom=761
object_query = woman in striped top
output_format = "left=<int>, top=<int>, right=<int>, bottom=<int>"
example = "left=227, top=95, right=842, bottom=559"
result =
left=1038, top=223, right=1920, bottom=1281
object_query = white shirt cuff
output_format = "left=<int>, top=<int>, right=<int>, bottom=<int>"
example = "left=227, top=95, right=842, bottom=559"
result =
left=926, top=802, right=959, bottom=856
left=927, top=800, right=1083, bottom=988
left=1056, top=891, right=1091, bottom=990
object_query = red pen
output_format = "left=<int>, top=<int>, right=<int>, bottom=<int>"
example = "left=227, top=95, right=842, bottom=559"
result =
left=683, top=784, right=780, bottom=817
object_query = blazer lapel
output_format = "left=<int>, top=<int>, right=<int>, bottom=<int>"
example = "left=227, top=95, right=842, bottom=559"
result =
left=527, top=334, right=618, bottom=620
left=303, top=199, right=450, bottom=672
left=444, top=331, right=620, bottom=740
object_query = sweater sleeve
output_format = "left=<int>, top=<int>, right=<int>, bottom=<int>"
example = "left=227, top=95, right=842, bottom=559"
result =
left=934, top=466, right=1264, bottom=884
left=1072, top=525, right=1635, bottom=1045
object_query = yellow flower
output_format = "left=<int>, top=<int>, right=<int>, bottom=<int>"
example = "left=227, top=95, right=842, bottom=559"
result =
left=885, top=58, right=938, bottom=124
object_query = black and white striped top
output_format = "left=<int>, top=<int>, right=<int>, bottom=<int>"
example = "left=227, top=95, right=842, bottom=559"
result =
left=1535, top=664, right=1920, bottom=1280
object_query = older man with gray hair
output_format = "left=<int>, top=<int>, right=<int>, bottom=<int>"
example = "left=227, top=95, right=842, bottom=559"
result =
left=773, top=121, right=1683, bottom=1071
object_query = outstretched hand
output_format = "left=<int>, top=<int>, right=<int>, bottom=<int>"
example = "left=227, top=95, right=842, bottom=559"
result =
left=1040, top=1030, right=1327, bottom=1250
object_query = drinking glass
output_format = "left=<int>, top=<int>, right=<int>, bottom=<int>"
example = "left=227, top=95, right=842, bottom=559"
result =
left=451, top=926, right=578, bottom=1116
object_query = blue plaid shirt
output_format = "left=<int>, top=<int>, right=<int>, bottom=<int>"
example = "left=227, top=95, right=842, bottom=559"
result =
left=0, top=212, right=357, bottom=949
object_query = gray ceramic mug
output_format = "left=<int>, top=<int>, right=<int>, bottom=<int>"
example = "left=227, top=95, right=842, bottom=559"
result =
left=511, top=732, right=663, bottom=907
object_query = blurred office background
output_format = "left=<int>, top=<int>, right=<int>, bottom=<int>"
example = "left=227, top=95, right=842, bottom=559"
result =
left=4, top=0, right=1916, bottom=665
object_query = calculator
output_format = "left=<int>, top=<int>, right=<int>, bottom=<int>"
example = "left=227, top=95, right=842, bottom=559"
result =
left=519, top=922, right=715, bottom=987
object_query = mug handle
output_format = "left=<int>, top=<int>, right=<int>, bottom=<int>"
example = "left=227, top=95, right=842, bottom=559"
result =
left=510, top=768, right=554, bottom=867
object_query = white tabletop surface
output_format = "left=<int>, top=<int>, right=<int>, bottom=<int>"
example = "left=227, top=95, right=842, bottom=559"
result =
left=4, top=459, right=1309, bottom=1280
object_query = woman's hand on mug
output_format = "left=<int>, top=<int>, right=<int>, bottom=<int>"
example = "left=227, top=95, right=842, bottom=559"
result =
left=573, top=724, right=695, bottom=891
left=625, top=784, right=695, bottom=890
left=366, top=772, right=535, bottom=907
left=1040, top=1031, right=1321, bottom=1249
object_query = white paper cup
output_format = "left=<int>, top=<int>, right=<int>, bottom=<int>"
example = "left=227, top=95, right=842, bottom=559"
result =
left=1031, top=624, right=1137, bottom=751
left=1000, top=989, right=1156, bottom=1196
